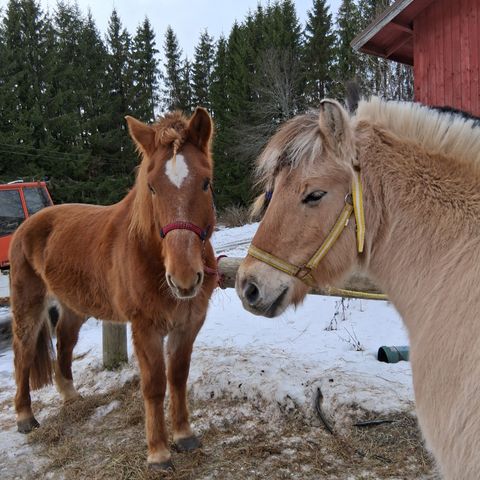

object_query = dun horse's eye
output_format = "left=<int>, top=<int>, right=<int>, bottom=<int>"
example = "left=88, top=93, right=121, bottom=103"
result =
left=302, top=191, right=327, bottom=205
left=148, top=184, right=156, bottom=195
left=202, top=178, right=210, bottom=191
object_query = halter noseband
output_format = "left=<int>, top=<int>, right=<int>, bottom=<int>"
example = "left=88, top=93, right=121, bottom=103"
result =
left=247, top=171, right=365, bottom=288
left=160, top=222, right=210, bottom=241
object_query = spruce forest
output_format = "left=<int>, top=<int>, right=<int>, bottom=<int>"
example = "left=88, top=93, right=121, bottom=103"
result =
left=0, top=0, right=413, bottom=209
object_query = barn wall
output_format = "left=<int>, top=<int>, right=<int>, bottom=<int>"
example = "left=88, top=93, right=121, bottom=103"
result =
left=414, top=0, right=480, bottom=116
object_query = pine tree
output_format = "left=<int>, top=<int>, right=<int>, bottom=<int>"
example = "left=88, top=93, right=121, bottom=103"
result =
left=192, top=29, right=215, bottom=111
left=179, top=57, right=193, bottom=113
left=303, top=0, right=335, bottom=104
left=334, top=0, right=363, bottom=98
left=100, top=9, right=135, bottom=203
left=131, top=17, right=159, bottom=122
left=163, top=26, right=187, bottom=111
left=44, top=1, right=84, bottom=150
left=0, top=0, right=50, bottom=181
left=104, top=9, right=133, bottom=154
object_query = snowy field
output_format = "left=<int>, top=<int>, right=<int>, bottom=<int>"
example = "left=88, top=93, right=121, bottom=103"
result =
left=0, top=223, right=421, bottom=479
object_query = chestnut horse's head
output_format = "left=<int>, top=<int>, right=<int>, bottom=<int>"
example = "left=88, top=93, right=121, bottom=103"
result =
left=237, top=100, right=361, bottom=317
left=126, top=108, right=215, bottom=299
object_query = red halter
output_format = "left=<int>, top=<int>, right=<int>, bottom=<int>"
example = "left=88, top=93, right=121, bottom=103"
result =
left=159, top=221, right=210, bottom=241
left=159, top=222, right=221, bottom=279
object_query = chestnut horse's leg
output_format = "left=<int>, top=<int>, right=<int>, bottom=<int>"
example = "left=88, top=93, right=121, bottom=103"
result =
left=11, top=265, right=50, bottom=433
left=131, top=322, right=172, bottom=470
left=167, top=315, right=205, bottom=452
left=54, top=304, right=86, bottom=402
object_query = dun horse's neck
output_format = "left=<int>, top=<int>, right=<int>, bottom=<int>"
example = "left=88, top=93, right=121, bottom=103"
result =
left=359, top=125, right=480, bottom=332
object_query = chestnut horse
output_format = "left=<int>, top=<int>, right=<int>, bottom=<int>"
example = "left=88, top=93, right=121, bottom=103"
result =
left=10, top=107, right=217, bottom=471
left=237, top=97, right=480, bottom=479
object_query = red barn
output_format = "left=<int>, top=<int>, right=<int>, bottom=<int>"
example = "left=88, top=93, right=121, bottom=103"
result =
left=352, top=0, right=480, bottom=116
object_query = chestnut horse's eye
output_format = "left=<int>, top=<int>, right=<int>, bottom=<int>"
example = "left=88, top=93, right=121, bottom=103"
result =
left=202, top=178, right=210, bottom=191
left=302, top=190, right=327, bottom=205
left=148, top=184, right=156, bottom=195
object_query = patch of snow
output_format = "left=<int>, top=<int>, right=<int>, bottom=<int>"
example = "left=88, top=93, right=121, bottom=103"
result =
left=91, top=400, right=121, bottom=421
left=0, top=223, right=414, bottom=473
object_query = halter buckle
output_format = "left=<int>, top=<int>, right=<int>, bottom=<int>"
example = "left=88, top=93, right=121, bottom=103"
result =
left=295, top=266, right=312, bottom=279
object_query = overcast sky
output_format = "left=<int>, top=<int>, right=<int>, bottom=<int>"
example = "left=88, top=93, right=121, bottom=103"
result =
left=27, top=0, right=342, bottom=57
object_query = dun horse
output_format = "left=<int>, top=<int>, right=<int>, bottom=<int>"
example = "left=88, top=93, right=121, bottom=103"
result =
left=11, top=107, right=217, bottom=471
left=237, top=97, right=480, bottom=479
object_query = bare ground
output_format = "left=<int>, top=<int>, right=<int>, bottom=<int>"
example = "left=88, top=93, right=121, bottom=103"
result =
left=0, top=377, right=439, bottom=480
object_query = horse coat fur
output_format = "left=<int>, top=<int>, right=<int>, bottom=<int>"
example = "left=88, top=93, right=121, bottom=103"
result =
left=10, top=107, right=217, bottom=470
left=237, top=97, right=480, bottom=479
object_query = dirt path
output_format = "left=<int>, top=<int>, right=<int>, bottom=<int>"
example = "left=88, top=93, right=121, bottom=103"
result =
left=0, top=378, right=439, bottom=480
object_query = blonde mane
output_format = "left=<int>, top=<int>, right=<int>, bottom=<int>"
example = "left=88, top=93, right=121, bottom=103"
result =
left=356, top=97, right=480, bottom=168
left=255, top=98, right=480, bottom=191
left=129, top=111, right=189, bottom=238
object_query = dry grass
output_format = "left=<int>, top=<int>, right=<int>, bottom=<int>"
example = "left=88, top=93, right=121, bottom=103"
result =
left=26, top=378, right=438, bottom=480
left=217, top=206, right=251, bottom=228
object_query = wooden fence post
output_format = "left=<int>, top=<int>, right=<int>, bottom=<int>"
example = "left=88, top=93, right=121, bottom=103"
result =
left=102, top=322, right=128, bottom=370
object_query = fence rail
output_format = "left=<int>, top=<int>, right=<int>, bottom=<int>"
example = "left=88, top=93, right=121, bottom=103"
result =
left=0, top=257, right=385, bottom=368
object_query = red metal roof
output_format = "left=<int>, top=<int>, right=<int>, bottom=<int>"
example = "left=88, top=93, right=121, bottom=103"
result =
left=351, top=0, right=436, bottom=65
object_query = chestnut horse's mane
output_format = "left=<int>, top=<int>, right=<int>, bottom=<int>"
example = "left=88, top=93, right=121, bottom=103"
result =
left=129, top=111, right=190, bottom=239
left=255, top=98, right=480, bottom=192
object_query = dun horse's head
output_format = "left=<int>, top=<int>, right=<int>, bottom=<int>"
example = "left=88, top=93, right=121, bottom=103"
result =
left=237, top=100, right=361, bottom=317
left=126, top=108, right=215, bottom=299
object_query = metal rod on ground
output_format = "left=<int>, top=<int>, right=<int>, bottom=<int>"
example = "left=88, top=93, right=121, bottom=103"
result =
left=102, top=322, right=128, bottom=369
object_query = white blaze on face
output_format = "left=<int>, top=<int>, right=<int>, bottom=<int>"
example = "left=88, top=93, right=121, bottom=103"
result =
left=165, top=154, right=189, bottom=188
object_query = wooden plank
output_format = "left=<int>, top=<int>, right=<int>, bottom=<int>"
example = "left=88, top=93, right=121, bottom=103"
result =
left=102, top=322, right=128, bottom=370
left=468, top=0, right=479, bottom=115
left=460, top=0, right=471, bottom=111
left=218, top=257, right=385, bottom=300
left=451, top=0, right=463, bottom=110
left=413, top=14, right=423, bottom=101
left=443, top=0, right=453, bottom=107
left=434, top=0, right=445, bottom=107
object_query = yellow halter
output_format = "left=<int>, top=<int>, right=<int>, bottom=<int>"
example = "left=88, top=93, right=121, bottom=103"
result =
left=248, top=171, right=366, bottom=289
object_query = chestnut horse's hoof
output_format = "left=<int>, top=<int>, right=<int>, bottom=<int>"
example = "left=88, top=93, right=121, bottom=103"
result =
left=17, top=417, right=40, bottom=433
left=148, top=459, right=175, bottom=473
left=174, top=435, right=202, bottom=452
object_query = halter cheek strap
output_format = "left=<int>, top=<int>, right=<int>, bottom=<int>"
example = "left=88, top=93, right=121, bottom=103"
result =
left=248, top=171, right=365, bottom=288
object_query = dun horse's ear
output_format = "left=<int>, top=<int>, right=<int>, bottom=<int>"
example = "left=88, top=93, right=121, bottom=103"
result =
left=318, top=99, right=356, bottom=164
left=188, top=107, right=213, bottom=154
left=125, top=116, right=155, bottom=155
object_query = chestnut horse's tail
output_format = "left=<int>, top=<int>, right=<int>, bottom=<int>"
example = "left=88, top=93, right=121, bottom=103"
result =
left=9, top=236, right=55, bottom=391
left=29, top=318, right=54, bottom=390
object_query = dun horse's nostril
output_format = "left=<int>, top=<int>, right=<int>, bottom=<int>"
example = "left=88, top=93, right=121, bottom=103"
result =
left=244, top=282, right=260, bottom=306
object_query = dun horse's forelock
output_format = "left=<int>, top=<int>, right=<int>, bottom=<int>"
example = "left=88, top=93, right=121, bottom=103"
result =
left=256, top=111, right=324, bottom=188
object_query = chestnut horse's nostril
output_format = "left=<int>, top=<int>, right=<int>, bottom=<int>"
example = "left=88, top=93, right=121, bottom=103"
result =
left=195, top=272, right=203, bottom=286
left=244, top=282, right=260, bottom=306
left=166, top=273, right=176, bottom=289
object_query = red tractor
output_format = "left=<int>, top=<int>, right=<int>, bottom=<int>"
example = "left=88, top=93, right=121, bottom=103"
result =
left=0, top=181, right=53, bottom=268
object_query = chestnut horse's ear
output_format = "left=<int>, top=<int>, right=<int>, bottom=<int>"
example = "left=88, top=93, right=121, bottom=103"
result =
left=188, top=107, right=213, bottom=154
left=318, top=99, right=357, bottom=165
left=125, top=116, right=155, bottom=155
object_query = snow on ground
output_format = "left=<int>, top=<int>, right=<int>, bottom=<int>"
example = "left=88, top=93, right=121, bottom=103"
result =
left=0, top=223, right=414, bottom=469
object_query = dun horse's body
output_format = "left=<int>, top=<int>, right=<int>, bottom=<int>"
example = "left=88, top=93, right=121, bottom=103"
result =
left=11, top=108, right=217, bottom=471
left=237, top=97, right=480, bottom=479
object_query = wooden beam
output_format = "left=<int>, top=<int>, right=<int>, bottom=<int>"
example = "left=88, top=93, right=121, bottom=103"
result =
left=386, top=34, right=413, bottom=58
left=390, top=20, right=414, bottom=34
left=218, top=257, right=384, bottom=300
left=102, top=322, right=128, bottom=370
